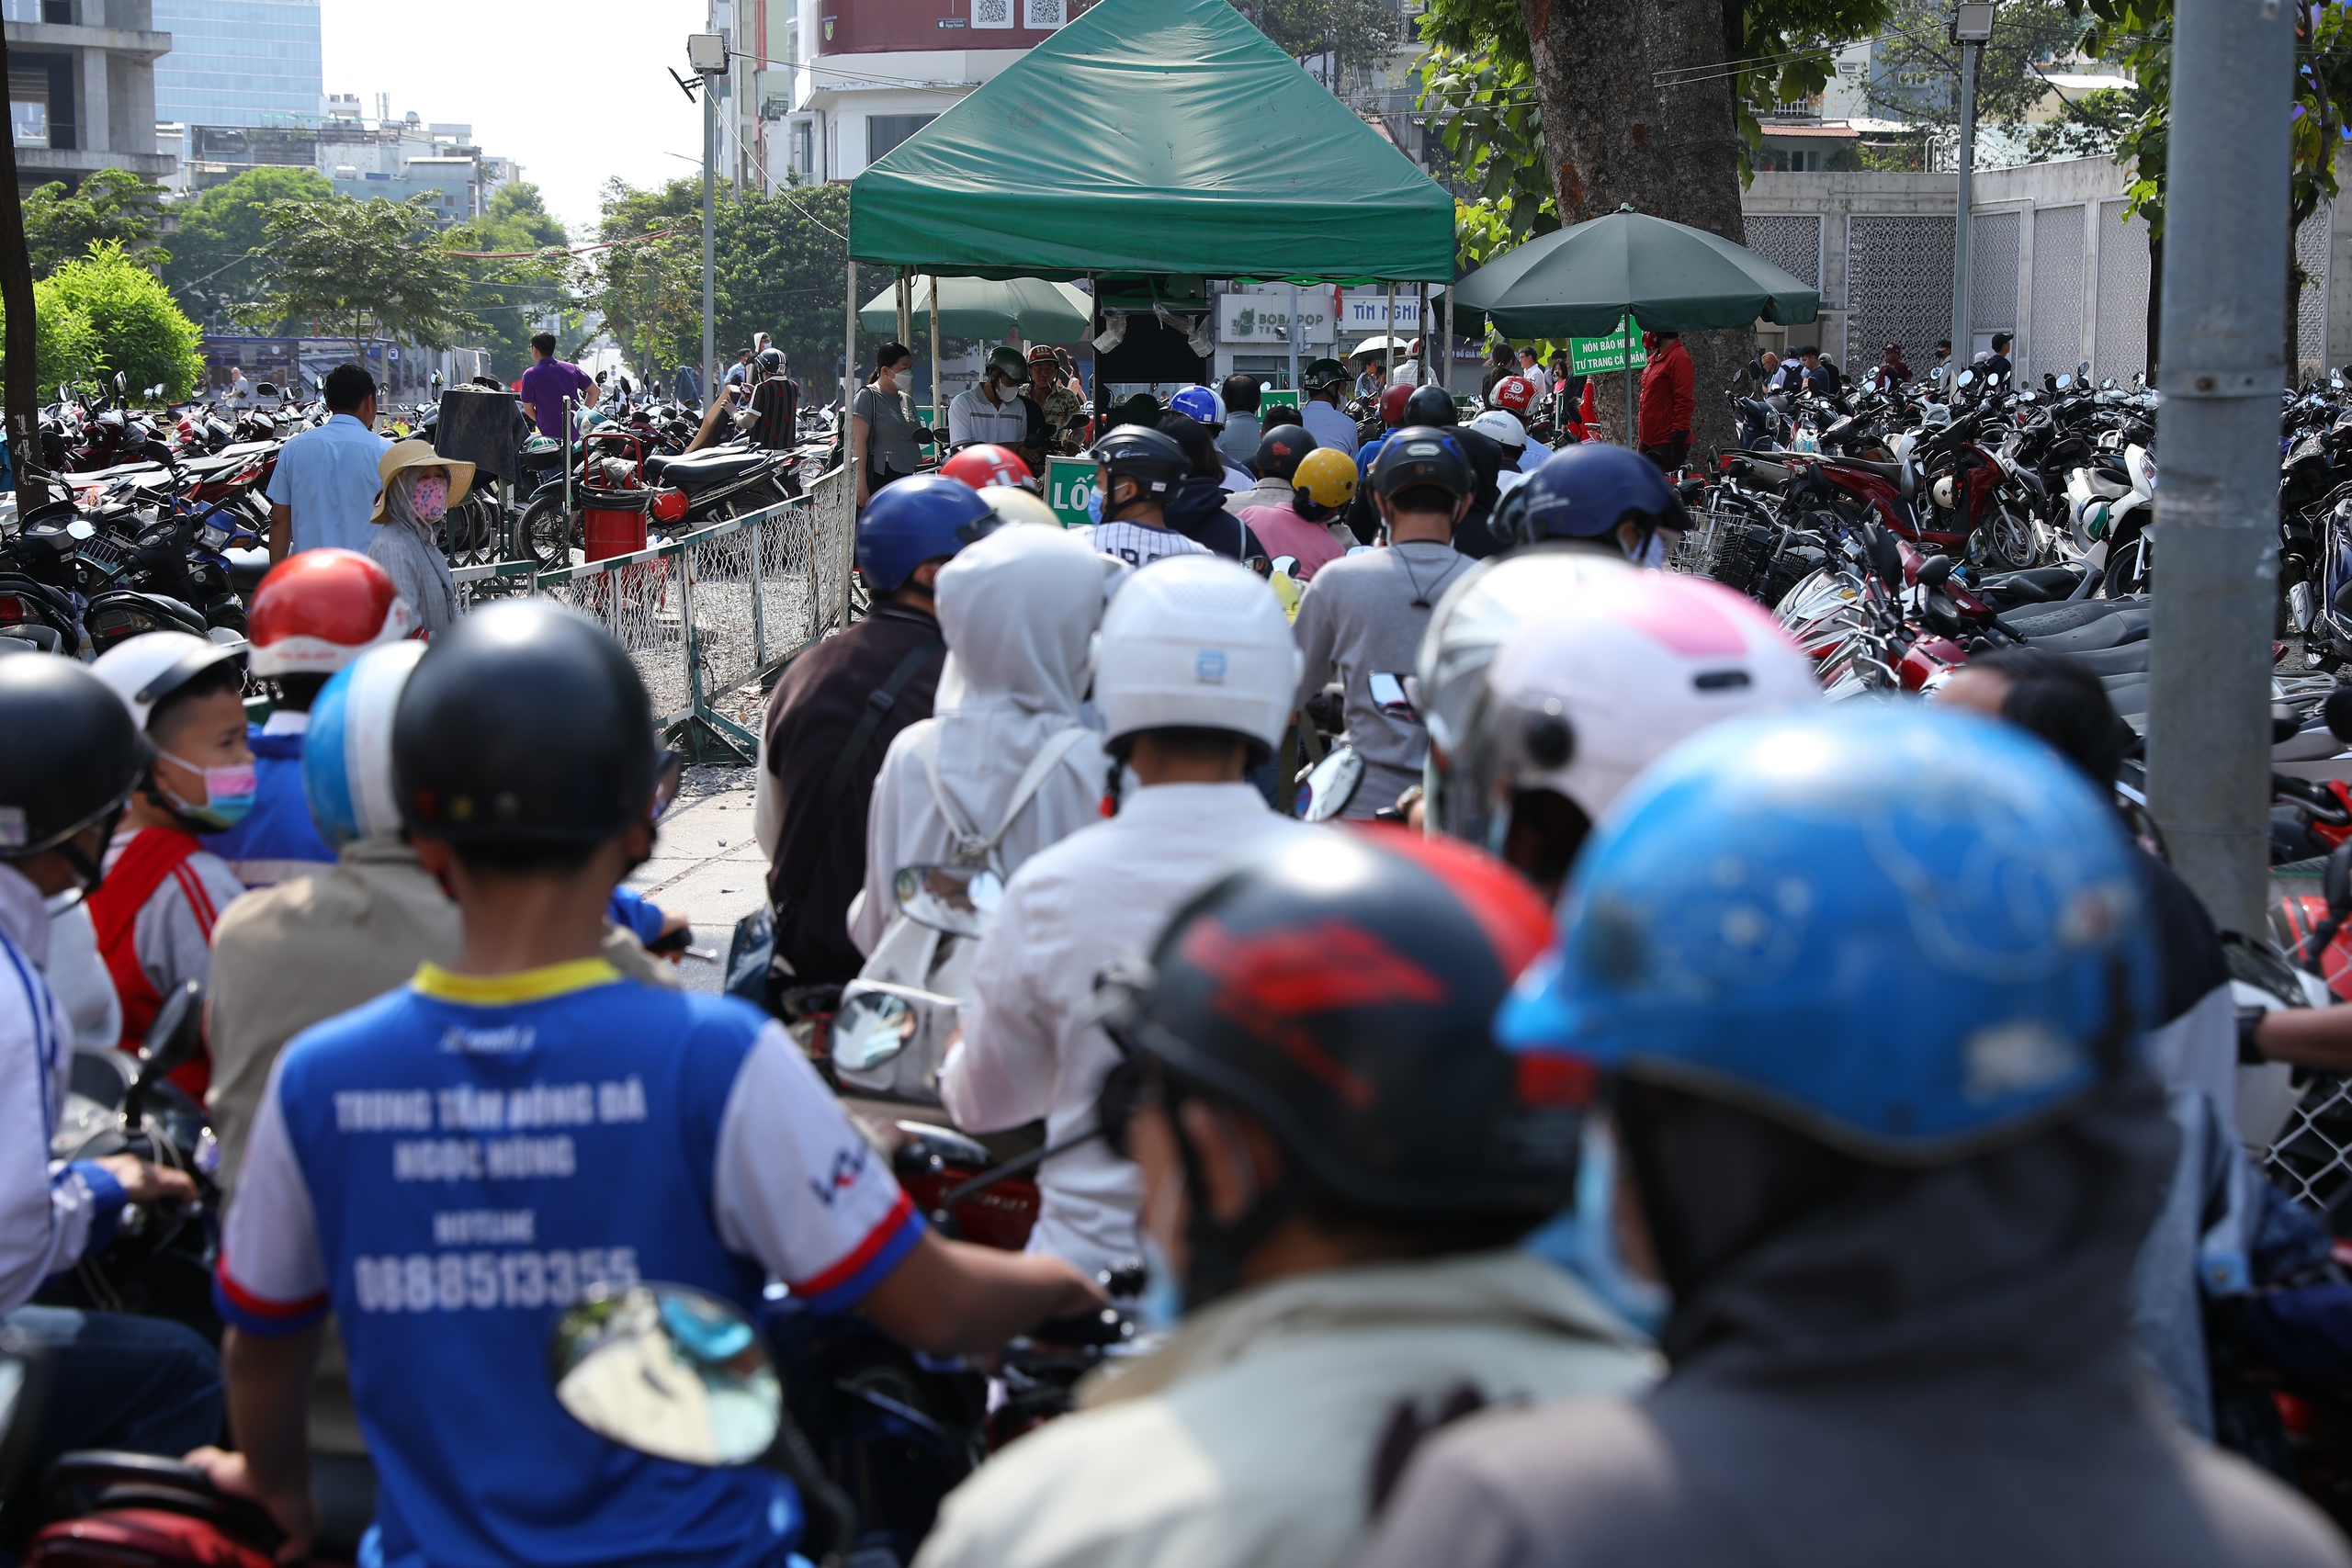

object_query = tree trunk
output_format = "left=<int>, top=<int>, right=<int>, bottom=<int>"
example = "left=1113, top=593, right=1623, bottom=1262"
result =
left=1519, top=0, right=1750, bottom=457
left=0, top=25, right=47, bottom=513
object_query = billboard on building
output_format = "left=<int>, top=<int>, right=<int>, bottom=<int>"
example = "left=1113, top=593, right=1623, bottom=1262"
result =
left=820, top=0, right=1065, bottom=53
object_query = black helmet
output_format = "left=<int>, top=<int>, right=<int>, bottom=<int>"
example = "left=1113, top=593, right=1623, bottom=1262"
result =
left=1303, top=357, right=1349, bottom=392
left=1089, top=423, right=1188, bottom=508
left=1370, top=425, right=1474, bottom=501
left=1104, top=831, right=1577, bottom=1304
left=1404, top=384, right=1458, bottom=427
left=394, top=602, right=664, bottom=846
left=988, top=345, right=1029, bottom=381
left=1251, top=423, right=1319, bottom=482
left=0, top=655, right=149, bottom=867
left=757, top=347, right=784, bottom=376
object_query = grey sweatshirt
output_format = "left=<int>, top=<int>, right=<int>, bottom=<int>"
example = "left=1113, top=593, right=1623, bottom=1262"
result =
left=1291, top=541, right=1471, bottom=819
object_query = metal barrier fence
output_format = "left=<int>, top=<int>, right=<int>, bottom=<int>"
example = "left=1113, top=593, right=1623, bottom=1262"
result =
left=449, top=465, right=856, bottom=761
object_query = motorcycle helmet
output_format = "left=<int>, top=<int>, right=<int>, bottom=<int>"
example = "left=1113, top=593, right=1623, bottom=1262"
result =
left=1094, top=554, right=1298, bottom=762
left=1469, top=409, right=1529, bottom=456
left=304, top=639, right=427, bottom=846
left=1404, top=385, right=1458, bottom=427
left=1169, top=386, right=1226, bottom=427
left=1452, top=573, right=1819, bottom=892
left=1502, top=701, right=2154, bottom=1160
left=757, top=347, right=785, bottom=376
left=939, top=443, right=1035, bottom=493
left=0, top=656, right=148, bottom=870
left=1090, top=424, right=1189, bottom=517
left=1291, top=447, right=1358, bottom=517
left=1102, top=829, right=1575, bottom=1307
left=1377, top=384, right=1414, bottom=428
left=977, top=484, right=1061, bottom=529
left=857, top=474, right=1001, bottom=592
left=90, top=629, right=244, bottom=737
left=1250, top=423, right=1319, bottom=483
left=1513, top=443, right=1684, bottom=552
left=1931, top=473, right=1960, bottom=511
left=394, top=601, right=672, bottom=848
left=1302, top=357, right=1350, bottom=394
left=1490, top=377, right=1536, bottom=416
left=245, top=548, right=415, bottom=679
left=987, top=345, right=1029, bottom=384
left=1370, top=425, right=1473, bottom=502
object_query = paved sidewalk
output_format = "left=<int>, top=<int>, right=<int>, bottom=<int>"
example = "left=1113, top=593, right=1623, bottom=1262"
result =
left=625, top=765, right=763, bottom=995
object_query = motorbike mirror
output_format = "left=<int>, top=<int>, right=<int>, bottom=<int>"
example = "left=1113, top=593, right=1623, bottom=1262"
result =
left=548, top=1284, right=780, bottom=1467
left=831, top=989, right=916, bottom=1073
left=1367, top=671, right=1418, bottom=719
left=2324, top=687, right=2352, bottom=745
left=66, top=520, right=95, bottom=540
left=2102, top=378, right=2118, bottom=390
left=1867, top=528, right=1905, bottom=588
left=2330, top=840, right=2352, bottom=924
left=113, top=371, right=127, bottom=391
left=892, top=863, right=1003, bottom=940
left=1269, top=555, right=1298, bottom=579
left=1916, top=553, right=1956, bottom=589
left=2054, top=375, right=2073, bottom=391
left=123, top=979, right=202, bottom=1123
left=1297, top=745, right=1365, bottom=823
left=1956, top=369, right=1975, bottom=389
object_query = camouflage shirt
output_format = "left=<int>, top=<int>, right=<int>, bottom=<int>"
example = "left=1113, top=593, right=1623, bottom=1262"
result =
left=1026, top=383, right=1084, bottom=442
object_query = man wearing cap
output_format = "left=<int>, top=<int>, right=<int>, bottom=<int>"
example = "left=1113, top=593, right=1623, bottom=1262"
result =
left=1022, top=345, right=1083, bottom=460
left=951, top=347, right=1044, bottom=456
left=1299, top=359, right=1360, bottom=458
left=265, top=365, right=390, bottom=563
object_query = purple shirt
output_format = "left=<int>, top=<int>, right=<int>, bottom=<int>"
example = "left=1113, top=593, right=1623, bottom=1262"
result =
left=519, top=356, right=593, bottom=438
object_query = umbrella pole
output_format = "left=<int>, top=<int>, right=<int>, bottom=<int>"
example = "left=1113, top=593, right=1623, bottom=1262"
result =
left=1385, top=284, right=1396, bottom=389
left=1623, top=352, right=1635, bottom=451
left=896, top=275, right=912, bottom=355
left=929, top=276, right=942, bottom=461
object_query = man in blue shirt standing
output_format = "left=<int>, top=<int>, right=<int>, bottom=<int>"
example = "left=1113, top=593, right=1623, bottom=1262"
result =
left=266, top=365, right=390, bottom=562
left=192, top=602, right=1098, bottom=1568
left=520, top=332, right=598, bottom=441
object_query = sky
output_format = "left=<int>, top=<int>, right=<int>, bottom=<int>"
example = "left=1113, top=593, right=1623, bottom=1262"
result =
left=320, top=0, right=711, bottom=241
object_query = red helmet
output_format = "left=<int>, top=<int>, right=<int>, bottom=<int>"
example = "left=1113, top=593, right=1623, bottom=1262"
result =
left=1377, top=383, right=1414, bottom=426
left=1491, top=376, right=1536, bottom=414
left=939, top=443, right=1035, bottom=492
left=246, top=548, right=414, bottom=677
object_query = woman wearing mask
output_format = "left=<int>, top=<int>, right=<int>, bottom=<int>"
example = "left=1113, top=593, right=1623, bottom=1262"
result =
left=366, top=439, right=471, bottom=636
left=852, top=342, right=926, bottom=511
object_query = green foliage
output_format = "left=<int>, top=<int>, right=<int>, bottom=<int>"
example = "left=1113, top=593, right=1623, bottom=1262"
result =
left=594, top=177, right=893, bottom=391
left=243, top=192, right=485, bottom=355
left=22, top=170, right=166, bottom=276
left=1865, top=0, right=2086, bottom=136
left=2021, top=85, right=2145, bottom=163
left=40, top=242, right=204, bottom=400
left=444, top=183, right=578, bottom=379
left=0, top=276, right=102, bottom=396
left=160, top=165, right=332, bottom=329
left=1228, top=0, right=1402, bottom=81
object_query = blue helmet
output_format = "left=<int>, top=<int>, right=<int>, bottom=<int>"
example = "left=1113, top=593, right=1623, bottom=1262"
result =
left=1169, top=385, right=1225, bottom=426
left=856, top=475, right=1001, bottom=592
left=304, top=638, right=426, bottom=846
left=1498, top=703, right=2154, bottom=1162
left=1516, top=442, right=1680, bottom=545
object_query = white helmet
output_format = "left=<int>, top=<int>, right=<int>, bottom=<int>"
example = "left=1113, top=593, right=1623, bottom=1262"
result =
left=1931, top=473, right=1959, bottom=510
left=978, top=484, right=1061, bottom=529
left=90, top=630, right=244, bottom=735
left=1096, top=555, right=1299, bottom=757
left=1460, top=573, right=1819, bottom=869
left=1416, top=549, right=1636, bottom=778
left=1469, top=408, right=1528, bottom=452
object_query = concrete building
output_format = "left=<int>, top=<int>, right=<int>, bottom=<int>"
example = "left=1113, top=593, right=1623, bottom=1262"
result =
left=149, top=0, right=319, bottom=130
left=181, top=105, right=514, bottom=225
left=4, top=0, right=173, bottom=197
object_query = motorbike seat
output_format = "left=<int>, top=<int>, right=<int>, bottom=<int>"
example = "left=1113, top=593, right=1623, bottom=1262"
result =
left=2064, top=640, right=2153, bottom=678
left=1738, top=457, right=1792, bottom=492
left=644, top=446, right=769, bottom=492
left=1832, top=456, right=1905, bottom=483
left=1974, top=565, right=2084, bottom=605
left=175, top=452, right=245, bottom=478
left=2000, top=595, right=2148, bottom=637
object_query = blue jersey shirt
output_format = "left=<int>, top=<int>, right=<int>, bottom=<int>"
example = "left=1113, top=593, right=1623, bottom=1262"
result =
left=203, top=724, right=336, bottom=887
left=219, top=959, right=922, bottom=1568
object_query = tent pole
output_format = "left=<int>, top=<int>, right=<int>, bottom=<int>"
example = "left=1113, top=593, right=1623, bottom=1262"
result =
left=1418, top=282, right=1429, bottom=385
left=1385, top=283, right=1396, bottom=389
left=845, top=255, right=855, bottom=419
left=929, top=276, right=942, bottom=463
left=1436, top=283, right=1448, bottom=398
left=1623, top=321, right=1636, bottom=450
left=896, top=274, right=912, bottom=353
left=1287, top=282, right=1300, bottom=396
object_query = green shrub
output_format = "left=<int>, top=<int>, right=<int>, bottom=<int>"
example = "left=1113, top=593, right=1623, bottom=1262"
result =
left=0, top=277, right=102, bottom=396
left=44, top=241, right=205, bottom=400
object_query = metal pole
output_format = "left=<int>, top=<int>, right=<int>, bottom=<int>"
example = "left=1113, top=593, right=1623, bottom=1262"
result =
left=1385, top=284, right=1396, bottom=389
left=702, top=83, right=717, bottom=420
left=1287, top=283, right=1301, bottom=396
left=928, top=275, right=943, bottom=457
left=896, top=274, right=912, bottom=351
left=845, top=254, right=856, bottom=426
left=1436, top=283, right=1449, bottom=397
left=1950, top=40, right=1978, bottom=367
left=1623, top=335, right=1636, bottom=450
left=1417, top=283, right=1429, bottom=385
left=562, top=393, right=573, bottom=531
left=2145, top=0, right=2293, bottom=935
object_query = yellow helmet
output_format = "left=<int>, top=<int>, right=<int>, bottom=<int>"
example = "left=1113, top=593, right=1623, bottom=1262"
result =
left=978, top=484, right=1063, bottom=528
left=1293, top=446, right=1360, bottom=513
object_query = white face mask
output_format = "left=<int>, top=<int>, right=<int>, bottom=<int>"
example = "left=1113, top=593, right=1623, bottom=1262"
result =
left=1634, top=532, right=1669, bottom=569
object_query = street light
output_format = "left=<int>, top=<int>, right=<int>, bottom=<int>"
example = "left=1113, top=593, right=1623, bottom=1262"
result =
left=688, top=33, right=725, bottom=412
left=1949, top=2, right=1996, bottom=372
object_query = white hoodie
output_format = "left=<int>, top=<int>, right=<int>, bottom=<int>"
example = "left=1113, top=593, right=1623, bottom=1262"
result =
left=850, top=525, right=1113, bottom=956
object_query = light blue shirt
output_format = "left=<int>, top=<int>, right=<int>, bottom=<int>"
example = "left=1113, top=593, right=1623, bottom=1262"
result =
left=1300, top=398, right=1359, bottom=458
left=265, top=413, right=388, bottom=556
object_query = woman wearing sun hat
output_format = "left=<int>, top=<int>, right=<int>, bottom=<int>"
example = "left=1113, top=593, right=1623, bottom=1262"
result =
left=366, top=438, right=473, bottom=637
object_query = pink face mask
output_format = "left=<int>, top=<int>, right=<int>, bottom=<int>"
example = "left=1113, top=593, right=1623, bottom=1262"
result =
left=411, top=476, right=450, bottom=523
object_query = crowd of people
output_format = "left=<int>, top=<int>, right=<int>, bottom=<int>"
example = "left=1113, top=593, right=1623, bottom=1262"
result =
left=3, top=342, right=2349, bottom=1568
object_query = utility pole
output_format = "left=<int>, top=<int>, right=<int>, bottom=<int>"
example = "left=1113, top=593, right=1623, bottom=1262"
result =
left=2145, top=0, right=2293, bottom=935
left=1949, top=3, right=1993, bottom=367
left=689, top=33, right=727, bottom=412
left=0, top=23, right=47, bottom=513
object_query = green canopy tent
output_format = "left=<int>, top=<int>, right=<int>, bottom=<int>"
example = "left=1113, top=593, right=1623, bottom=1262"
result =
left=848, top=0, right=1454, bottom=283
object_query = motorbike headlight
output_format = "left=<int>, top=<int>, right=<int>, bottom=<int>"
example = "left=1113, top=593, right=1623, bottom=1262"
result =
left=200, top=522, right=231, bottom=550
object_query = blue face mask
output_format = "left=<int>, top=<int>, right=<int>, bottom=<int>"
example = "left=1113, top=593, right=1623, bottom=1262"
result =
left=1086, top=486, right=1105, bottom=526
left=1634, top=531, right=1670, bottom=570
left=1521, top=1121, right=1669, bottom=1340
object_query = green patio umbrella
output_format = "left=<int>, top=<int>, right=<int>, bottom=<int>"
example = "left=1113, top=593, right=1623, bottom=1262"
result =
left=1452, top=208, right=1819, bottom=338
left=857, top=276, right=1095, bottom=341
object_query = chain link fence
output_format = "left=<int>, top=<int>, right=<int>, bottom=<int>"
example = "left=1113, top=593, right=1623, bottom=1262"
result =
left=448, top=466, right=855, bottom=759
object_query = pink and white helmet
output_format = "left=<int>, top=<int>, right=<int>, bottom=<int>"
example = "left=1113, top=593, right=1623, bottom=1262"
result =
left=1469, top=571, right=1820, bottom=843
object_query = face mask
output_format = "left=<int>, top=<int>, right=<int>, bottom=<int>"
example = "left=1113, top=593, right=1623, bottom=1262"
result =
left=411, top=476, right=450, bottom=523
left=156, top=750, right=256, bottom=831
left=1634, top=532, right=1669, bottom=570
left=1086, top=487, right=1105, bottom=526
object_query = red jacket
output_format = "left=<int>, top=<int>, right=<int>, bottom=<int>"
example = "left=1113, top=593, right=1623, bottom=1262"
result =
left=1639, top=338, right=1695, bottom=444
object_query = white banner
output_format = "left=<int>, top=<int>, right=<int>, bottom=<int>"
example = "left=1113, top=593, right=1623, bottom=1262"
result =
left=1216, top=291, right=1336, bottom=345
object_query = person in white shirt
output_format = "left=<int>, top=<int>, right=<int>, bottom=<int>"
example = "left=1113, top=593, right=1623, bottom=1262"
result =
left=948, top=347, right=1040, bottom=452
left=1298, top=359, right=1359, bottom=457
left=1516, top=345, right=1550, bottom=400
left=1388, top=338, right=1425, bottom=388
left=942, top=556, right=1319, bottom=1279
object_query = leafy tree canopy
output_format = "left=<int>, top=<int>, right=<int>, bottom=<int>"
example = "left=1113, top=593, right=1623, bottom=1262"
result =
left=161, top=165, right=332, bottom=329
left=1865, top=0, right=2086, bottom=135
left=1229, top=0, right=1401, bottom=86
left=42, top=242, right=204, bottom=400
left=242, top=192, right=485, bottom=356
left=24, top=169, right=167, bottom=276
left=444, top=183, right=579, bottom=379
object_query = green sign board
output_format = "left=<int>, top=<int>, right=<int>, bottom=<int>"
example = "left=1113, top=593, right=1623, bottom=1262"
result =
left=1569, top=318, right=1648, bottom=377
left=1260, top=389, right=1301, bottom=411
left=1045, top=456, right=1097, bottom=529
